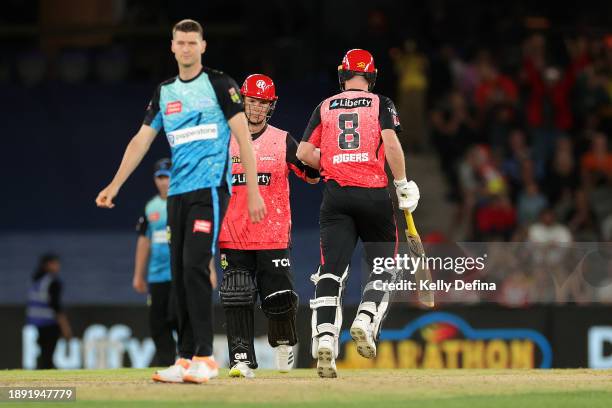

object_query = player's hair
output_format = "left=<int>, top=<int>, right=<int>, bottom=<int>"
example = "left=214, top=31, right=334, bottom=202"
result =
left=172, top=19, right=204, bottom=38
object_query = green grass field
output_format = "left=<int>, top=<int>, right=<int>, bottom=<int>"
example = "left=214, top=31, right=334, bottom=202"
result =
left=1, top=368, right=611, bottom=407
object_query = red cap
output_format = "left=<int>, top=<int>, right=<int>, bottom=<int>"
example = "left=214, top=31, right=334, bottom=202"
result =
left=240, top=74, right=278, bottom=101
left=341, top=49, right=376, bottom=73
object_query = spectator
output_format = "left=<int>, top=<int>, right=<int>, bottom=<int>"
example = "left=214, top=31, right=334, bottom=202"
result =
left=431, top=90, right=477, bottom=201
left=26, top=254, right=72, bottom=369
left=474, top=51, right=518, bottom=151
left=391, top=39, right=428, bottom=151
left=475, top=193, right=517, bottom=241
left=521, top=34, right=590, bottom=162
left=517, top=182, right=548, bottom=226
left=474, top=53, right=519, bottom=112
left=580, top=132, right=612, bottom=189
left=544, top=137, right=580, bottom=205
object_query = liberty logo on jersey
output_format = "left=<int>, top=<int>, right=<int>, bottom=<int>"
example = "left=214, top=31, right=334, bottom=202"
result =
left=232, top=173, right=272, bottom=186
left=329, top=97, right=372, bottom=110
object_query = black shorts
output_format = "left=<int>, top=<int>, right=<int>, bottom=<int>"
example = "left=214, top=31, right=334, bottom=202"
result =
left=319, top=180, right=397, bottom=276
left=220, top=248, right=294, bottom=300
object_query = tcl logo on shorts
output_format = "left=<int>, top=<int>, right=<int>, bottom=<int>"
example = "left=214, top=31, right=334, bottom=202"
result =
left=272, top=258, right=290, bottom=267
left=193, top=219, right=212, bottom=234
left=332, top=152, right=369, bottom=164
left=166, top=101, right=182, bottom=115
left=148, top=212, right=160, bottom=222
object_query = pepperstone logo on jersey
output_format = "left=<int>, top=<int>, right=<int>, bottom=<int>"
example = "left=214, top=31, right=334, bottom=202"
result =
left=329, top=97, right=372, bottom=110
left=166, top=124, right=218, bottom=147
left=232, top=173, right=272, bottom=186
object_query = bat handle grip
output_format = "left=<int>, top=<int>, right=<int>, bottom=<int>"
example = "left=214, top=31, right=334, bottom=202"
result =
left=404, top=210, right=419, bottom=237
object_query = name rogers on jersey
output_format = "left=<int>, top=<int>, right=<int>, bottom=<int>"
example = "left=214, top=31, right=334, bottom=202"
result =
left=332, top=152, right=369, bottom=164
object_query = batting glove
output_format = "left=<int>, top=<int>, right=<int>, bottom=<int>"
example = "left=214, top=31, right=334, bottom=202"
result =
left=394, top=179, right=420, bottom=212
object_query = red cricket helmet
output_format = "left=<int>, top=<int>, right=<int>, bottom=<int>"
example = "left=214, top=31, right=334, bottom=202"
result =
left=241, top=74, right=278, bottom=101
left=338, top=49, right=377, bottom=91
left=240, top=74, right=278, bottom=124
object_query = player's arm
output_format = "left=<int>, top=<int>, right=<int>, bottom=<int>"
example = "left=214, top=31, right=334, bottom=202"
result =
left=211, top=71, right=266, bottom=223
left=96, top=125, right=158, bottom=208
left=382, top=129, right=406, bottom=181
left=133, top=214, right=150, bottom=294
left=379, top=95, right=420, bottom=212
left=229, top=114, right=266, bottom=223
left=286, top=133, right=319, bottom=184
left=297, top=103, right=323, bottom=170
left=96, top=85, right=162, bottom=208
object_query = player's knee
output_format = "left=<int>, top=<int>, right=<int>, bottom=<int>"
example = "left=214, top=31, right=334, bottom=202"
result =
left=316, top=279, right=341, bottom=297
left=261, top=290, right=298, bottom=320
left=182, top=264, right=211, bottom=288
left=220, top=268, right=256, bottom=308
left=262, top=290, right=298, bottom=347
left=182, top=255, right=213, bottom=286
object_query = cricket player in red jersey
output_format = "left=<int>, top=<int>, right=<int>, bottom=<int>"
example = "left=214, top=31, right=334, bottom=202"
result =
left=297, top=49, right=420, bottom=377
left=218, top=74, right=320, bottom=378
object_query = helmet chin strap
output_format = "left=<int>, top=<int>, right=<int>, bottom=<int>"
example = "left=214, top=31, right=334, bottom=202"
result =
left=247, top=117, right=266, bottom=126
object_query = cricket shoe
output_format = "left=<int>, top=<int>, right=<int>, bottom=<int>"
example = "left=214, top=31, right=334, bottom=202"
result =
left=275, top=345, right=294, bottom=373
left=152, top=358, right=190, bottom=383
left=350, top=313, right=376, bottom=359
left=228, top=362, right=255, bottom=379
left=316, top=335, right=337, bottom=378
left=183, top=356, right=219, bottom=384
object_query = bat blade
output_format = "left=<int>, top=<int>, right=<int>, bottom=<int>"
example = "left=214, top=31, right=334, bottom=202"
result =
left=404, top=211, right=435, bottom=308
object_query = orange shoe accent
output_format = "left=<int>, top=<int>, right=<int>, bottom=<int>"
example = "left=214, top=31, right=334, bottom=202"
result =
left=176, top=358, right=191, bottom=369
left=192, top=356, right=219, bottom=370
left=183, top=374, right=209, bottom=384
left=152, top=373, right=166, bottom=383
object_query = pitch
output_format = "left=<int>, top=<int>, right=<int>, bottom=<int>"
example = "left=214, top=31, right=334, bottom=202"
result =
left=2, top=368, right=611, bottom=407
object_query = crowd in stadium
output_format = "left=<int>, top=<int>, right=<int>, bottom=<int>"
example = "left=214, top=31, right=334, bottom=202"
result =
left=392, top=30, right=612, bottom=306
left=416, top=33, right=612, bottom=244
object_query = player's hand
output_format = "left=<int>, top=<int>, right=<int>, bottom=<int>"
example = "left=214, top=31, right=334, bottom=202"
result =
left=394, top=179, right=420, bottom=212
left=96, top=184, right=120, bottom=208
left=248, top=191, right=267, bottom=223
left=132, top=275, right=147, bottom=294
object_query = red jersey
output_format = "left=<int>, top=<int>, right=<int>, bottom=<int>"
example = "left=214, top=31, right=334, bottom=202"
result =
left=302, top=90, right=401, bottom=188
left=219, top=125, right=315, bottom=250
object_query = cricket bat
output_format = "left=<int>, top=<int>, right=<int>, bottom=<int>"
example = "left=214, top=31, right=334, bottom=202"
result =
left=404, top=210, right=435, bottom=308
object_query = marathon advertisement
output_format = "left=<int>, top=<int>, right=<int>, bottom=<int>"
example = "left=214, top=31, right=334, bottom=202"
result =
left=2, top=305, right=611, bottom=370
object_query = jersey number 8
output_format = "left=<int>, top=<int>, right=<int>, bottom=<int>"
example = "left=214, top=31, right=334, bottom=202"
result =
left=338, top=113, right=360, bottom=150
